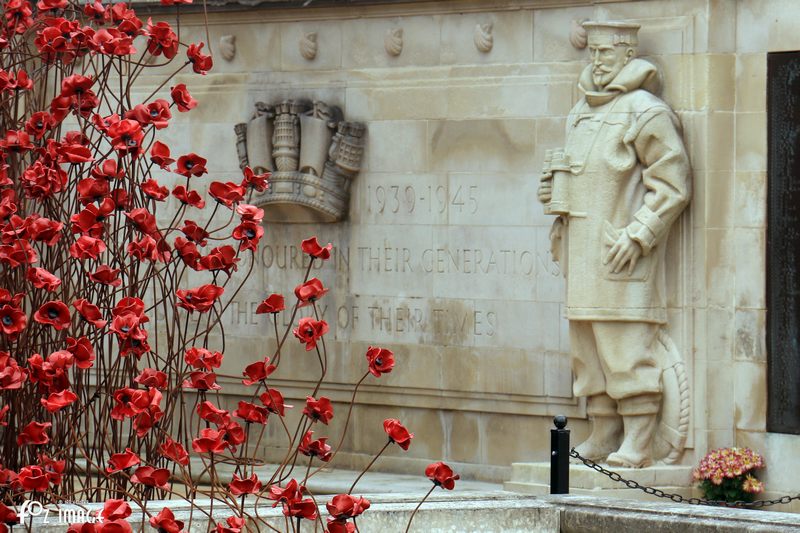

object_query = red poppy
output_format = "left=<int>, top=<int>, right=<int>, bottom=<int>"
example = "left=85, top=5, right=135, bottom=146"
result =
left=209, top=181, right=246, bottom=207
left=241, top=166, right=270, bottom=192
left=0, top=130, right=34, bottom=152
left=425, top=461, right=460, bottom=490
left=131, top=466, right=170, bottom=489
left=25, top=216, right=63, bottom=245
left=128, top=235, right=171, bottom=263
left=159, top=436, right=189, bottom=466
left=229, top=473, right=262, bottom=496
left=175, top=153, right=207, bottom=177
left=182, top=371, right=221, bottom=391
left=177, top=284, right=224, bottom=313
left=149, top=140, right=174, bottom=170
left=303, top=396, right=333, bottom=425
left=18, top=465, right=50, bottom=492
left=298, top=430, right=332, bottom=462
left=236, top=204, right=264, bottom=222
left=174, top=237, right=201, bottom=269
left=260, top=388, right=291, bottom=416
left=70, top=199, right=115, bottom=236
left=106, top=118, right=143, bottom=155
left=234, top=401, right=268, bottom=424
left=33, top=300, right=71, bottom=330
left=326, top=494, right=370, bottom=520
left=172, top=185, right=206, bottom=208
left=220, top=421, right=246, bottom=449
left=183, top=347, right=222, bottom=371
left=134, top=368, right=167, bottom=389
left=106, top=448, right=141, bottom=473
left=256, top=294, right=284, bottom=314
left=0, top=502, right=18, bottom=528
left=383, top=418, right=413, bottom=450
left=242, top=358, right=276, bottom=386
left=40, top=389, right=78, bottom=413
left=57, top=141, right=93, bottom=164
left=0, top=405, right=9, bottom=426
left=187, top=42, right=213, bottom=74
left=125, top=99, right=171, bottom=129
left=149, top=507, right=184, bottom=533
left=301, top=237, right=332, bottom=260
left=25, top=111, right=54, bottom=140
left=197, top=401, right=230, bottom=426
left=214, top=516, right=245, bottom=533
left=180, top=220, right=209, bottom=245
left=72, top=299, right=106, bottom=328
left=88, top=265, right=121, bottom=287
left=192, top=428, right=228, bottom=454
left=267, top=479, right=303, bottom=506
left=26, top=267, right=61, bottom=292
left=366, top=346, right=395, bottom=377
left=141, top=179, right=169, bottom=200
left=21, top=160, right=67, bottom=200
left=294, top=278, right=328, bottom=307
left=0, top=304, right=27, bottom=338
left=325, top=520, right=356, bottom=533
left=232, top=220, right=264, bottom=251
left=66, top=336, right=95, bottom=369
left=170, top=83, right=197, bottom=112
left=285, top=498, right=318, bottom=521
left=1, top=357, right=28, bottom=389
left=101, top=500, right=131, bottom=522
left=197, top=245, right=239, bottom=274
left=293, top=317, right=329, bottom=351
left=17, top=421, right=51, bottom=446
left=91, top=159, right=125, bottom=181
left=69, top=235, right=106, bottom=260
left=124, top=208, right=159, bottom=237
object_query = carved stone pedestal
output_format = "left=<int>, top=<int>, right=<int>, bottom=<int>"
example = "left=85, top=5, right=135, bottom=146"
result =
left=504, top=462, right=695, bottom=501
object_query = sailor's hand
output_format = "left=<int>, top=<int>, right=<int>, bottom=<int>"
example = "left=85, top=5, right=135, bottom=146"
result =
left=538, top=175, right=553, bottom=204
left=604, top=231, right=642, bottom=275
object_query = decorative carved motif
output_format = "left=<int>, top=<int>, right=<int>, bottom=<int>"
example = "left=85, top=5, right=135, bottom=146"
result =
left=384, top=27, right=403, bottom=56
left=569, top=19, right=588, bottom=50
left=299, top=32, right=318, bottom=60
left=219, top=35, right=236, bottom=61
left=474, top=22, right=493, bottom=53
left=235, top=100, right=365, bottom=223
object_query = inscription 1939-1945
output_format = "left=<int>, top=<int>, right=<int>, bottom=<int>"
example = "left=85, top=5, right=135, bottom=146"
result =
left=767, top=51, right=800, bottom=434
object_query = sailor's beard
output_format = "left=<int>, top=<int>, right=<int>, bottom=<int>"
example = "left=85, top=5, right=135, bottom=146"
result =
left=592, top=66, right=616, bottom=88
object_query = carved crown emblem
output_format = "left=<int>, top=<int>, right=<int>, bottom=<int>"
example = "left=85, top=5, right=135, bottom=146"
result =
left=234, top=100, right=366, bottom=223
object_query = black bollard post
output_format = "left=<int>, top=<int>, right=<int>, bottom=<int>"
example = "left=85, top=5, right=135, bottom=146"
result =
left=550, top=415, right=570, bottom=494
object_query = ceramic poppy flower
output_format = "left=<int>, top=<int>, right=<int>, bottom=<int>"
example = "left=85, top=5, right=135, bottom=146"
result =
left=383, top=418, right=413, bottom=451
left=40, top=390, right=78, bottom=413
left=175, top=153, right=207, bottom=177
left=25, top=111, right=55, bottom=139
left=180, top=220, right=209, bottom=245
left=72, top=299, right=107, bottom=328
left=234, top=401, right=269, bottom=424
left=365, top=346, right=395, bottom=377
left=125, top=99, right=171, bottom=129
left=242, top=358, right=276, bottom=386
left=182, top=371, right=221, bottom=391
left=215, top=516, right=246, bottom=533
left=293, top=316, right=329, bottom=351
left=232, top=220, right=264, bottom=251
left=33, top=300, right=71, bottom=330
left=69, top=235, right=106, bottom=260
left=267, top=479, right=304, bottom=506
left=106, top=448, right=141, bottom=473
left=66, top=336, right=95, bottom=369
left=229, top=473, right=262, bottom=496
left=134, top=368, right=167, bottom=389
left=260, top=388, right=291, bottom=417
left=0, top=304, right=27, bottom=338
left=101, top=500, right=131, bottom=522
left=149, top=140, right=174, bottom=170
left=176, top=284, right=224, bottom=313
left=425, top=461, right=460, bottom=490
left=220, top=421, right=246, bottom=449
left=325, top=519, right=356, bottom=533
left=298, top=430, right=332, bottom=462
left=128, top=235, right=171, bottom=263
left=197, top=245, right=239, bottom=274
left=285, top=498, right=318, bottom=521
left=241, top=166, right=269, bottom=192
left=174, top=237, right=201, bottom=269
left=184, top=347, right=223, bottom=370
left=124, top=208, right=159, bottom=237
left=303, top=396, right=333, bottom=425
left=18, top=465, right=50, bottom=492
left=192, top=428, right=228, bottom=454
left=170, top=83, right=197, bottom=112
left=255, top=294, right=284, bottom=315
left=17, top=421, right=51, bottom=446
left=26, top=267, right=61, bottom=291
left=88, top=265, right=122, bottom=287
left=149, top=507, right=184, bottom=533
left=294, top=278, right=328, bottom=308
left=159, top=436, right=189, bottom=466
left=172, top=185, right=206, bottom=208
left=25, top=215, right=63, bottom=244
left=106, top=118, right=143, bottom=155
left=209, top=181, right=245, bottom=207
left=196, top=401, right=230, bottom=426
left=187, top=42, right=213, bottom=74
left=131, top=466, right=170, bottom=489
left=141, top=179, right=169, bottom=200
left=236, top=204, right=264, bottom=222
left=301, top=237, right=332, bottom=260
left=326, top=494, right=371, bottom=520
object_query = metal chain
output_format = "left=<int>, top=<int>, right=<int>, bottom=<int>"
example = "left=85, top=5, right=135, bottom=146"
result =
left=569, top=448, right=800, bottom=508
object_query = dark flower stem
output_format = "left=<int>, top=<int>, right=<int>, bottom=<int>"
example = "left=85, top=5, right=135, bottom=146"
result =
left=348, top=440, right=391, bottom=494
left=404, top=485, right=437, bottom=533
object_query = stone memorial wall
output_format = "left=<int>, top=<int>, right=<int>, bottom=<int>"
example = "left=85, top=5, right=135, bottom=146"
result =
left=136, top=0, right=800, bottom=490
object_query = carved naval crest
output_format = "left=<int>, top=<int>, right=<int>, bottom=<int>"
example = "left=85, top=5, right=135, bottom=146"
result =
left=234, top=100, right=366, bottom=223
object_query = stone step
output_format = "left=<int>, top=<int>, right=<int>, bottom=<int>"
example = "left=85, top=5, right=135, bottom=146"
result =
left=507, top=461, right=694, bottom=491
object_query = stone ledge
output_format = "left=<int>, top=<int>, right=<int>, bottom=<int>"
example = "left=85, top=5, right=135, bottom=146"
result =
left=507, top=461, right=694, bottom=491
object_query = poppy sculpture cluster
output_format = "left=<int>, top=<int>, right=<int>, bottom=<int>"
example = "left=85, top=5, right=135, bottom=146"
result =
left=0, top=0, right=458, bottom=531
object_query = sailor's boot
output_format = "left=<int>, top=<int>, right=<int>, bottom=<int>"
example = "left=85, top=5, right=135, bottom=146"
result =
left=573, top=394, right=622, bottom=462
left=606, top=394, right=661, bottom=468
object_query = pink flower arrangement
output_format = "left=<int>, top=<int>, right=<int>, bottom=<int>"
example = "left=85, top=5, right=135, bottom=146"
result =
left=693, top=447, right=765, bottom=503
